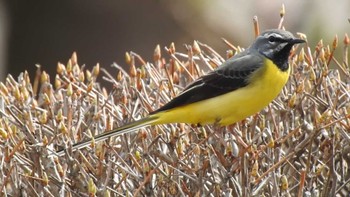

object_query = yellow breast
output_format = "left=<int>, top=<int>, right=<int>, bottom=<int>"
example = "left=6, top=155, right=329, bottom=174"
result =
left=153, top=58, right=290, bottom=126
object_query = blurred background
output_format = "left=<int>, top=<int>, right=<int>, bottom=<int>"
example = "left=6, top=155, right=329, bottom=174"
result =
left=0, top=0, right=349, bottom=83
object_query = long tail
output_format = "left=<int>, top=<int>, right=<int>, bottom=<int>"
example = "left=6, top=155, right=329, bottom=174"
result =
left=56, top=115, right=159, bottom=156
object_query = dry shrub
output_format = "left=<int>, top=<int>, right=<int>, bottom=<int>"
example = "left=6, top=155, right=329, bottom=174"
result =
left=0, top=18, right=350, bottom=197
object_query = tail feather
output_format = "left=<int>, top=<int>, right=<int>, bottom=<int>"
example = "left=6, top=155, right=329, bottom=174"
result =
left=56, top=115, right=158, bottom=156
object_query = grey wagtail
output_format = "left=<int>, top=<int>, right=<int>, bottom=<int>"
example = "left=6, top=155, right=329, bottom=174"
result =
left=58, top=29, right=305, bottom=155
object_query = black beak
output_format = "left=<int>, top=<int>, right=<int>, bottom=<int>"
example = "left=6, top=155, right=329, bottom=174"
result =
left=289, top=38, right=305, bottom=44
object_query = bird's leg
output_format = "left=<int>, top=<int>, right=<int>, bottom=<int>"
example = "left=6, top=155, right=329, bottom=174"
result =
left=210, top=118, right=227, bottom=147
left=213, top=117, right=223, bottom=133
left=191, top=123, right=202, bottom=128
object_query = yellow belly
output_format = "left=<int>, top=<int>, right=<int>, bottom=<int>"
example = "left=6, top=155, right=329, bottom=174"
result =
left=153, top=59, right=290, bottom=126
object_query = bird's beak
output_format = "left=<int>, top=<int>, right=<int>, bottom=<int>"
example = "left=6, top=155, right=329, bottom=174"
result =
left=289, top=38, right=306, bottom=44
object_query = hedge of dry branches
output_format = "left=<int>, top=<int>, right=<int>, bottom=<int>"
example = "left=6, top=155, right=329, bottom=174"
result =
left=1, top=19, right=350, bottom=197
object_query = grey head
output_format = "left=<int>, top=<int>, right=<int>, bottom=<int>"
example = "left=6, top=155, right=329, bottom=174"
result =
left=250, top=29, right=305, bottom=71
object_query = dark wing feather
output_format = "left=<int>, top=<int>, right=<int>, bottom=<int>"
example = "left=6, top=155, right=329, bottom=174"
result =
left=150, top=51, right=264, bottom=114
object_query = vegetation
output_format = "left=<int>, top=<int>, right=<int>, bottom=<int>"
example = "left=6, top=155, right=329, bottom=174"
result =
left=0, top=13, right=350, bottom=196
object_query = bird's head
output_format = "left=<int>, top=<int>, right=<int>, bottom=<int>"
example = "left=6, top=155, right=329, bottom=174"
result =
left=251, top=29, right=305, bottom=71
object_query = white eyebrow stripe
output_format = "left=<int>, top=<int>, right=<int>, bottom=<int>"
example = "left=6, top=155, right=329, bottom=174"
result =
left=267, top=33, right=283, bottom=39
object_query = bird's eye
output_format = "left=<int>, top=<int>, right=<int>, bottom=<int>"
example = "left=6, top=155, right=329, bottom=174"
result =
left=268, top=36, right=276, bottom=43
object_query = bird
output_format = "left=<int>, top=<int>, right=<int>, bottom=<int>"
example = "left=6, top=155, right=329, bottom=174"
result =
left=58, top=29, right=305, bottom=155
